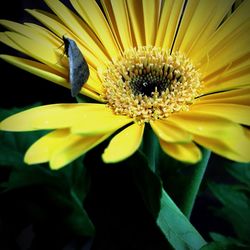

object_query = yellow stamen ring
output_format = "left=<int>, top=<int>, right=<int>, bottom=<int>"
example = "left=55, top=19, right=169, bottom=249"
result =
left=100, top=46, right=202, bottom=123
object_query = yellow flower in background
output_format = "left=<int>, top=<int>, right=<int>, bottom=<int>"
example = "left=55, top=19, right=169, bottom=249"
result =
left=0, top=0, right=250, bottom=169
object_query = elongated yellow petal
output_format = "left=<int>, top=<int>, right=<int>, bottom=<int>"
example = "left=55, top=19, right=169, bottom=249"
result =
left=193, top=134, right=250, bottom=163
left=188, top=0, right=234, bottom=57
left=168, top=112, right=250, bottom=162
left=70, top=0, right=120, bottom=58
left=172, top=0, right=199, bottom=52
left=24, top=129, right=70, bottom=164
left=194, top=1, right=250, bottom=68
left=0, top=32, right=27, bottom=54
left=159, top=140, right=201, bottom=164
left=177, top=0, right=221, bottom=54
left=197, top=87, right=250, bottom=106
left=102, top=123, right=144, bottom=163
left=5, top=31, right=65, bottom=74
left=0, top=19, right=60, bottom=48
left=150, top=120, right=192, bottom=143
left=200, top=21, right=250, bottom=78
left=127, top=0, right=145, bottom=46
left=110, top=0, right=133, bottom=50
left=0, top=104, right=105, bottom=131
left=25, top=9, right=107, bottom=68
left=190, top=103, right=250, bottom=125
left=155, top=0, right=184, bottom=49
left=50, top=133, right=111, bottom=169
left=142, top=0, right=160, bottom=46
left=0, top=54, right=68, bottom=84
left=71, top=111, right=132, bottom=135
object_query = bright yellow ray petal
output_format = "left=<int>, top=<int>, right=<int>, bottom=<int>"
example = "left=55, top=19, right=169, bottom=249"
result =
left=71, top=110, right=132, bottom=135
left=25, top=9, right=107, bottom=68
left=172, top=0, right=199, bottom=52
left=0, top=32, right=27, bottom=54
left=5, top=31, right=65, bottom=74
left=33, top=104, right=109, bottom=130
left=24, top=129, right=70, bottom=164
left=197, top=87, right=250, bottom=106
left=102, top=123, right=144, bottom=163
left=193, top=134, right=250, bottom=163
left=24, top=22, right=62, bottom=46
left=0, top=19, right=60, bottom=48
left=0, top=54, right=68, bottom=84
left=0, top=104, right=105, bottom=131
left=200, top=21, right=250, bottom=78
left=110, top=0, right=133, bottom=50
left=142, top=0, right=160, bottom=46
left=177, top=0, right=220, bottom=54
left=127, top=0, right=145, bottom=46
left=168, top=112, right=250, bottom=161
left=70, top=0, right=120, bottom=58
left=100, top=0, right=125, bottom=52
left=150, top=120, right=192, bottom=143
left=190, top=103, right=250, bottom=126
left=188, top=0, right=234, bottom=57
left=159, top=140, right=201, bottom=164
left=193, top=1, right=250, bottom=67
left=155, top=0, right=184, bottom=49
left=50, top=133, right=111, bottom=169
left=202, top=68, right=250, bottom=94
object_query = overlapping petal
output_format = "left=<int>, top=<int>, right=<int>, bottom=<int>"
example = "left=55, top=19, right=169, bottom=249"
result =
left=102, top=123, right=144, bottom=163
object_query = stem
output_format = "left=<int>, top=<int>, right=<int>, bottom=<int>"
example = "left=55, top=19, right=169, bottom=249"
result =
left=141, top=125, right=159, bottom=172
left=181, top=149, right=211, bottom=219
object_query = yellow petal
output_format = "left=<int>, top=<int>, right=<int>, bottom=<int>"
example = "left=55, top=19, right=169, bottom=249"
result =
left=176, top=1, right=222, bottom=54
left=188, top=0, right=234, bottom=57
left=71, top=110, right=132, bottom=135
left=172, top=0, right=200, bottom=52
left=0, top=54, right=68, bottom=86
left=0, top=32, right=27, bottom=54
left=110, top=0, right=133, bottom=50
left=25, top=8, right=107, bottom=68
left=159, top=140, right=201, bottom=164
left=24, top=129, right=70, bottom=164
left=127, top=0, right=145, bottom=46
left=70, top=0, right=120, bottom=58
left=193, top=134, right=250, bottom=163
left=194, top=1, right=250, bottom=70
left=150, top=120, right=192, bottom=143
left=102, top=123, right=144, bottom=163
left=50, top=133, right=111, bottom=170
left=5, top=31, right=65, bottom=74
left=197, top=87, right=250, bottom=106
left=197, top=88, right=250, bottom=106
left=155, top=0, right=184, bottom=49
left=190, top=103, right=250, bottom=125
left=0, top=104, right=105, bottom=131
left=168, top=112, right=250, bottom=161
left=142, top=0, right=160, bottom=46
left=0, top=19, right=60, bottom=48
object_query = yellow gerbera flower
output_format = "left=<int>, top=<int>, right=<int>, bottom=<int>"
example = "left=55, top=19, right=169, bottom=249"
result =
left=0, top=0, right=250, bottom=169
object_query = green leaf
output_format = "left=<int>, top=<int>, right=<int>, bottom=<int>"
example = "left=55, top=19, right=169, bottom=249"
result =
left=210, top=232, right=248, bottom=247
left=131, top=152, right=162, bottom=219
left=226, top=162, right=250, bottom=190
left=157, top=145, right=211, bottom=217
left=208, top=182, right=250, bottom=242
left=157, top=189, right=207, bottom=250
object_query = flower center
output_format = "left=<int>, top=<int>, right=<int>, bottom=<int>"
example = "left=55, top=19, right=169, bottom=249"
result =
left=100, top=46, right=202, bottom=123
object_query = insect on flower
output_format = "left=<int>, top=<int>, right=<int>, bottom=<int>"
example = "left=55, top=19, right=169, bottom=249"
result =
left=62, top=35, right=90, bottom=97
